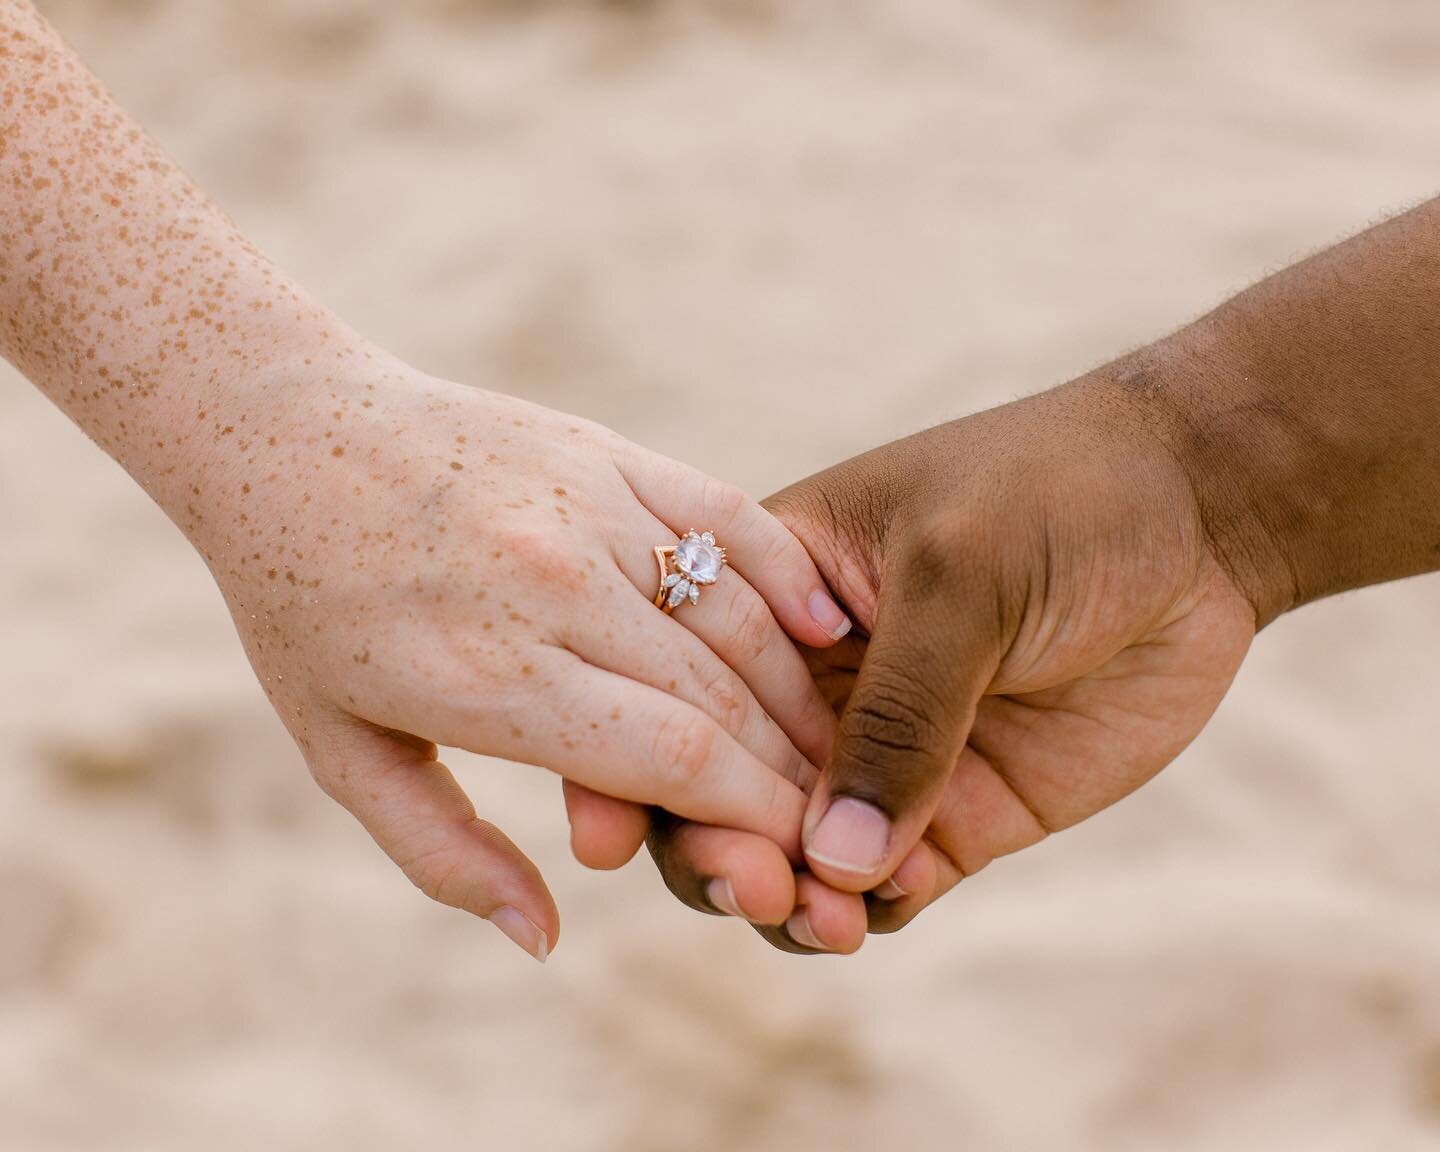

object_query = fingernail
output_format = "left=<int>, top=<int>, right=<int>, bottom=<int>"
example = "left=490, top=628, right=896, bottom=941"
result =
left=706, top=876, right=745, bottom=920
left=808, top=589, right=852, bottom=641
left=490, top=906, right=549, bottom=963
left=873, top=876, right=909, bottom=901
left=806, top=797, right=891, bottom=876
left=786, top=907, right=828, bottom=951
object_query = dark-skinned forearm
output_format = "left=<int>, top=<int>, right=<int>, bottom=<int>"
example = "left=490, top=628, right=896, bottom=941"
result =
left=1114, top=197, right=1440, bottom=627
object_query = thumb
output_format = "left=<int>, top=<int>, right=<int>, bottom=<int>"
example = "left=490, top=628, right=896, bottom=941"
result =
left=310, top=716, right=558, bottom=962
left=802, top=547, right=1005, bottom=891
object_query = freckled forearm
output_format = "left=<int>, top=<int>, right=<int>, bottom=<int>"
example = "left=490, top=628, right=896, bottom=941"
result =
left=0, top=1, right=361, bottom=527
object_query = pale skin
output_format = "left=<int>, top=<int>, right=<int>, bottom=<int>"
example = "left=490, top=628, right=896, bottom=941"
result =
left=0, top=0, right=855, bottom=961
left=11, top=0, right=1440, bottom=964
left=573, top=198, right=1440, bottom=952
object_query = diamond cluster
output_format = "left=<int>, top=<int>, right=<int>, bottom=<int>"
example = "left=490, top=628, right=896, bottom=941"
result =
left=663, top=531, right=724, bottom=608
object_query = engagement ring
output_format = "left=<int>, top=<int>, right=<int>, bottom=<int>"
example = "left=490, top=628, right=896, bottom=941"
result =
left=653, top=531, right=727, bottom=613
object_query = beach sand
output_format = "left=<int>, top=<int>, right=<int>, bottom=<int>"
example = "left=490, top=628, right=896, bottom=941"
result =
left=3, top=1, right=1440, bottom=1148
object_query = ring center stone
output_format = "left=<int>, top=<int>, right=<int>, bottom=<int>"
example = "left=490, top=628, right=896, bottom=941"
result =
left=675, top=535, right=722, bottom=584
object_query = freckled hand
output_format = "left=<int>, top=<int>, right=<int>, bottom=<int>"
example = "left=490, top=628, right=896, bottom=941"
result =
left=0, top=1, right=853, bottom=960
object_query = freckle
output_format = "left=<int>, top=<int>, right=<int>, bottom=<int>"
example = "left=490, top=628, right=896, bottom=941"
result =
left=521, top=664, right=533, bottom=676
left=266, top=568, right=277, bottom=580
left=332, top=446, right=344, bottom=457
left=354, top=649, right=370, bottom=664
left=553, top=487, right=567, bottom=497
left=555, top=505, right=566, bottom=516
left=450, top=461, right=463, bottom=471
left=241, top=482, right=251, bottom=495
left=510, top=727, right=524, bottom=739
left=474, top=590, right=487, bottom=601
left=668, top=680, right=678, bottom=691
left=610, top=707, right=622, bottom=721
left=482, top=621, right=492, bottom=631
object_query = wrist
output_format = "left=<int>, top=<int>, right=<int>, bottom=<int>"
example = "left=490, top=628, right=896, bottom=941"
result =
left=1092, top=325, right=1303, bottom=628
left=141, top=310, right=402, bottom=557
left=1104, top=304, right=1440, bottom=629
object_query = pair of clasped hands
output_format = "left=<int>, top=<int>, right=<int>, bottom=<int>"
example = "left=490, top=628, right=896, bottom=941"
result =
left=252, top=356, right=1254, bottom=963
left=7, top=0, right=1434, bottom=966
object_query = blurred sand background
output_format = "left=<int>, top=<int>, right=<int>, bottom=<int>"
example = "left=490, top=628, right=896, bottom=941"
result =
left=3, top=0, right=1440, bottom=1148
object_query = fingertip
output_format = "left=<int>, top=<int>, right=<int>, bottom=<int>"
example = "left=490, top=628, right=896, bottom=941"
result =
left=770, top=584, right=854, bottom=652
left=802, top=794, right=897, bottom=892
left=490, top=904, right=553, bottom=963
left=790, top=873, right=867, bottom=955
left=721, top=858, right=797, bottom=927
left=806, top=588, right=853, bottom=644
left=875, top=841, right=936, bottom=902
left=652, top=822, right=797, bottom=925
left=563, top=781, right=650, bottom=870
left=865, top=840, right=955, bottom=935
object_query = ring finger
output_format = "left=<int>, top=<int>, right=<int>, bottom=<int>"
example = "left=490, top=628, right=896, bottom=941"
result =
left=610, top=516, right=838, bottom=774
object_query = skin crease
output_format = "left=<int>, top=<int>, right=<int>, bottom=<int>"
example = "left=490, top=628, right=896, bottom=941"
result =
left=9, top=0, right=1440, bottom=962
left=568, top=379, right=1257, bottom=952
left=572, top=198, right=1440, bottom=953
left=0, top=1, right=859, bottom=962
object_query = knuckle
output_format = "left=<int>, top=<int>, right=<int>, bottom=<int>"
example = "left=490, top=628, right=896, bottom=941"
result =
left=701, top=475, right=749, bottom=529
left=836, top=685, right=944, bottom=805
left=750, top=512, right=800, bottom=571
left=495, top=522, right=557, bottom=569
left=678, top=653, right=747, bottom=735
left=724, top=591, right=776, bottom=667
left=650, top=712, right=719, bottom=792
left=899, top=514, right=972, bottom=590
left=702, top=672, right=747, bottom=739
left=305, top=723, right=374, bottom=803
left=433, top=666, right=510, bottom=732
left=843, top=683, right=934, bottom=755
left=397, top=836, right=466, bottom=908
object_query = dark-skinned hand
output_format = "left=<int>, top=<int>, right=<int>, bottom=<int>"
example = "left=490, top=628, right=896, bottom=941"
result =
left=565, top=363, right=1256, bottom=952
